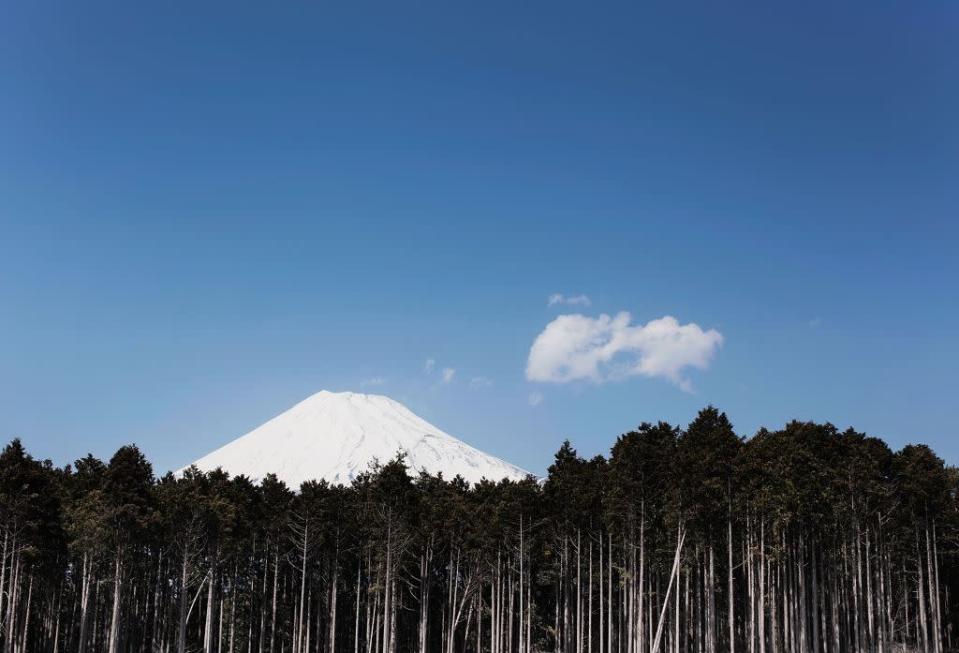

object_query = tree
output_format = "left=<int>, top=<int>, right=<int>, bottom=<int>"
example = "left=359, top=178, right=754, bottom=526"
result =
left=101, top=445, right=157, bottom=653
left=0, top=407, right=955, bottom=653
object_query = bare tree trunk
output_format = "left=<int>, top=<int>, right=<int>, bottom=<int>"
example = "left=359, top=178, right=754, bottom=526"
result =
left=78, top=552, right=93, bottom=653
left=0, top=528, right=8, bottom=636
left=925, top=519, right=941, bottom=653
left=639, top=502, right=645, bottom=653
left=577, top=531, right=582, bottom=653
left=810, top=540, right=820, bottom=653
left=178, top=552, right=191, bottom=653
left=599, top=533, right=604, bottom=653
left=205, top=560, right=216, bottom=653
left=708, top=543, right=716, bottom=653
left=354, top=561, right=362, bottom=653
left=651, top=525, right=686, bottom=653
left=382, top=516, right=392, bottom=653
left=758, top=522, right=765, bottom=653
left=297, top=523, right=309, bottom=653
left=19, top=574, right=33, bottom=653
left=258, top=542, right=269, bottom=653
left=729, top=512, right=735, bottom=653
left=917, top=533, right=928, bottom=653
left=589, top=540, right=594, bottom=653
left=270, top=551, right=279, bottom=653
left=218, top=591, right=225, bottom=653
left=674, top=559, right=680, bottom=653
left=230, top=566, right=237, bottom=653
left=866, top=529, right=875, bottom=653
left=746, top=515, right=754, bottom=653
left=608, top=535, right=613, bottom=653
left=6, top=548, right=20, bottom=653
left=107, top=551, right=123, bottom=653
left=520, top=519, right=525, bottom=653
left=931, top=521, right=943, bottom=653
left=330, top=549, right=339, bottom=653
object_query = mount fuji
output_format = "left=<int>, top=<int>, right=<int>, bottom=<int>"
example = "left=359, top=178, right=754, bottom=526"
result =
left=184, top=390, right=530, bottom=488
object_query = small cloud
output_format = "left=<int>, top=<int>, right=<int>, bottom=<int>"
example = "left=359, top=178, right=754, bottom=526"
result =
left=441, top=368, right=456, bottom=384
left=528, top=391, right=544, bottom=407
left=526, top=312, right=723, bottom=392
left=548, top=293, right=592, bottom=308
left=424, top=358, right=436, bottom=374
left=360, top=376, right=388, bottom=387
left=469, top=376, right=493, bottom=390
left=808, top=317, right=822, bottom=328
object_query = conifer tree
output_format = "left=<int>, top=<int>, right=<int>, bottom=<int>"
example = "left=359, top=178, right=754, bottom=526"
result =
left=0, top=411, right=955, bottom=652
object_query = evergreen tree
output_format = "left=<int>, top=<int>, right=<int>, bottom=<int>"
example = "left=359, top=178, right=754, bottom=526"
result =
left=0, top=411, right=955, bottom=652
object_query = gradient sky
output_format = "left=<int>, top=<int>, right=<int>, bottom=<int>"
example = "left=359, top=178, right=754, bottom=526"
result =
left=2, top=1, right=957, bottom=476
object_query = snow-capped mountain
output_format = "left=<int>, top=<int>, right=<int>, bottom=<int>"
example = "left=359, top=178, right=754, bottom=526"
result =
left=184, top=390, right=530, bottom=487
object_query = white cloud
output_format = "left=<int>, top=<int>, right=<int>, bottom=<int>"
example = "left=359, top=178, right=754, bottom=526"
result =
left=808, top=317, right=822, bottom=328
left=548, top=293, right=592, bottom=308
left=360, top=376, right=387, bottom=387
left=469, top=376, right=493, bottom=390
left=528, top=391, right=544, bottom=407
left=526, top=312, right=723, bottom=392
left=424, top=358, right=436, bottom=374
left=441, top=368, right=456, bottom=383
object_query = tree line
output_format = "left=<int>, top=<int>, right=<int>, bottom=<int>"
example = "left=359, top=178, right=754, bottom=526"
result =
left=0, top=407, right=956, bottom=653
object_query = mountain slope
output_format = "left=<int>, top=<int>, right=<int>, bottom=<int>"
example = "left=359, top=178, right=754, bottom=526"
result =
left=184, top=390, right=530, bottom=487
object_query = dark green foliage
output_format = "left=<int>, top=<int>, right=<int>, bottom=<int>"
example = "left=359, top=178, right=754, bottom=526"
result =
left=0, top=410, right=955, bottom=653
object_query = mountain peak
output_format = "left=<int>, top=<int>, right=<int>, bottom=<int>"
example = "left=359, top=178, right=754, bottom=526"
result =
left=185, top=390, right=530, bottom=488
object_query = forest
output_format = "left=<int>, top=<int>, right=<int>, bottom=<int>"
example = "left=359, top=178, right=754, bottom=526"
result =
left=0, top=407, right=956, bottom=653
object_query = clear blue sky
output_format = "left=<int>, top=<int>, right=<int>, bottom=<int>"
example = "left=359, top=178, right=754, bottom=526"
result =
left=2, top=1, right=956, bottom=475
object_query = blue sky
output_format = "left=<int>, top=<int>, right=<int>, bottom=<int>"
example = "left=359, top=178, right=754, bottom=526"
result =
left=2, top=1, right=956, bottom=475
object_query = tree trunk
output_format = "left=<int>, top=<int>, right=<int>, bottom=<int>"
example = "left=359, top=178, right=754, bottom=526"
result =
left=728, top=512, right=735, bottom=653
left=107, top=551, right=123, bottom=653
left=205, top=560, right=217, bottom=653
left=78, top=552, right=92, bottom=653
left=178, top=552, right=191, bottom=653
left=651, top=525, right=686, bottom=653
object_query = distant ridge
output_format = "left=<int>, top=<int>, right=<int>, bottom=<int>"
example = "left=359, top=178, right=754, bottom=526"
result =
left=184, top=390, right=530, bottom=487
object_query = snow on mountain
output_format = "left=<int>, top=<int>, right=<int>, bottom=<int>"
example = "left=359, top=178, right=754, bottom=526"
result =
left=184, top=390, right=531, bottom=488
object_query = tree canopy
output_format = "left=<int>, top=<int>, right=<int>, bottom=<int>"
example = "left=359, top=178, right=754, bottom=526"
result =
left=0, top=406, right=955, bottom=653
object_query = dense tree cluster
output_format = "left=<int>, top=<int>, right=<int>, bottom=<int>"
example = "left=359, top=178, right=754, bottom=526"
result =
left=0, top=407, right=956, bottom=653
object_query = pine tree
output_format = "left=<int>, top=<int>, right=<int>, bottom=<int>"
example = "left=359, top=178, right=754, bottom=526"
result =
left=0, top=408, right=955, bottom=652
